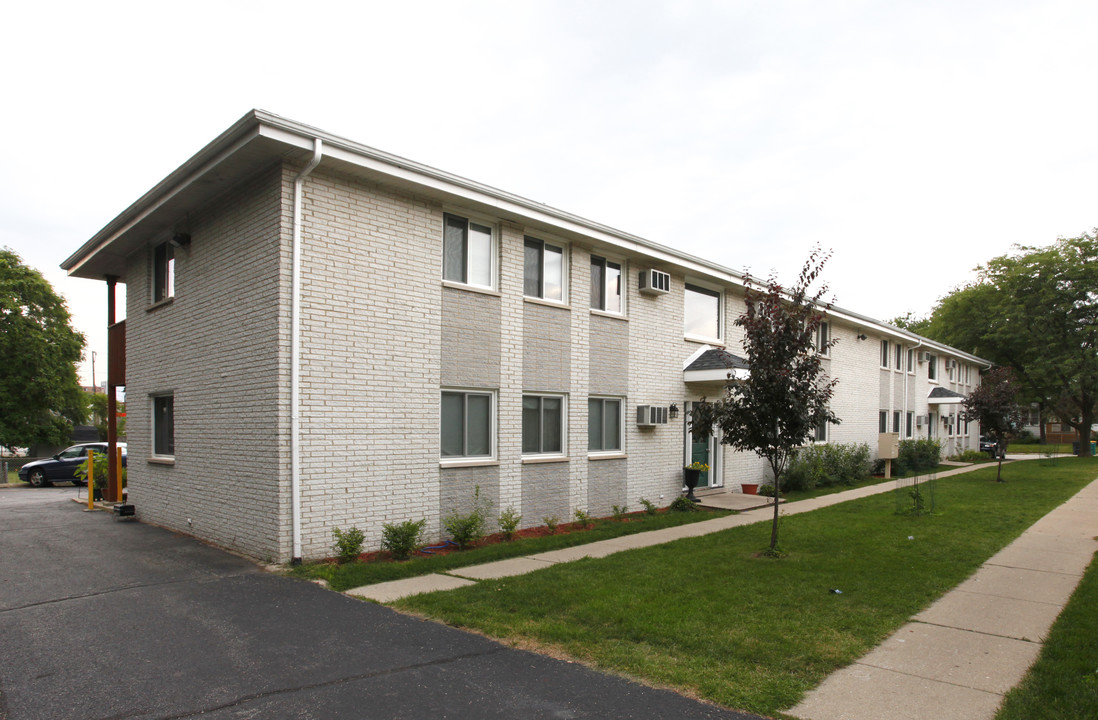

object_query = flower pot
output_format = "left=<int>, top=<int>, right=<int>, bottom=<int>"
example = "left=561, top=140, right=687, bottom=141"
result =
left=741, top=483, right=759, bottom=495
left=683, top=468, right=702, bottom=502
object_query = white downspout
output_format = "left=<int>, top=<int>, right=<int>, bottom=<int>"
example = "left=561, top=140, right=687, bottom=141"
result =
left=291, top=138, right=323, bottom=564
left=905, top=338, right=922, bottom=438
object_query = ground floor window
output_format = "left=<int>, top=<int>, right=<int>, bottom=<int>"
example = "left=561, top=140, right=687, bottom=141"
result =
left=588, top=397, right=622, bottom=452
left=523, top=394, right=565, bottom=455
left=906, top=412, right=914, bottom=438
left=879, top=410, right=888, bottom=433
left=441, top=390, right=494, bottom=459
left=152, top=394, right=174, bottom=457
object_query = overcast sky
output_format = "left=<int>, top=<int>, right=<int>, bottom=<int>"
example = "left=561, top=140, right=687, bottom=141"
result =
left=3, top=0, right=1096, bottom=385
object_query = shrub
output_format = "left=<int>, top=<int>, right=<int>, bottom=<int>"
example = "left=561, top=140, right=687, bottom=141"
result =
left=951, top=450, right=992, bottom=463
left=669, top=496, right=699, bottom=512
left=443, top=485, right=493, bottom=549
left=639, top=498, right=658, bottom=516
left=380, top=519, right=425, bottom=560
left=543, top=515, right=560, bottom=533
left=573, top=509, right=592, bottom=527
left=757, top=484, right=777, bottom=497
left=785, top=442, right=872, bottom=491
left=611, top=504, right=628, bottom=521
left=498, top=507, right=522, bottom=541
left=895, top=438, right=942, bottom=475
left=331, top=526, right=366, bottom=563
left=75, top=451, right=127, bottom=492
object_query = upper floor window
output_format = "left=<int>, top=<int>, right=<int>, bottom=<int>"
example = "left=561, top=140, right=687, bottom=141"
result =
left=816, top=322, right=830, bottom=356
left=880, top=340, right=889, bottom=368
left=441, top=389, right=494, bottom=459
left=524, top=237, right=565, bottom=302
left=153, top=242, right=175, bottom=302
left=894, top=344, right=902, bottom=370
left=443, top=213, right=494, bottom=289
left=588, top=397, right=623, bottom=453
left=927, top=354, right=938, bottom=381
left=523, top=394, right=565, bottom=455
left=684, top=284, right=721, bottom=340
left=590, top=256, right=622, bottom=313
left=907, top=348, right=915, bottom=374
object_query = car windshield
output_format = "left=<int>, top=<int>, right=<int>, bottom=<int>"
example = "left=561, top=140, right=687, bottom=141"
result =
left=58, top=446, right=94, bottom=459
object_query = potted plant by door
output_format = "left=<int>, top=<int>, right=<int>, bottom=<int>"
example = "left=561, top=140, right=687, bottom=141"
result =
left=683, top=462, right=709, bottom=503
left=741, top=482, right=759, bottom=495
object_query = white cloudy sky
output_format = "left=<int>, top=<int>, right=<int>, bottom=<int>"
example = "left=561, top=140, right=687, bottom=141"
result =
left=2, top=0, right=1096, bottom=385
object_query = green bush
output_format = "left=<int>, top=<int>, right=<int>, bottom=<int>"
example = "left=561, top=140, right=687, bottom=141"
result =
left=894, top=438, right=942, bottom=475
left=498, top=507, right=522, bottom=541
left=75, top=451, right=127, bottom=492
left=639, top=498, right=659, bottom=516
left=784, top=442, right=872, bottom=491
left=669, top=496, right=699, bottom=512
left=543, top=515, right=560, bottom=533
left=951, top=449, right=993, bottom=463
left=757, top=484, right=777, bottom=497
left=611, top=504, right=628, bottom=521
left=573, top=508, right=592, bottom=527
left=443, top=485, right=493, bottom=549
left=332, top=526, right=366, bottom=563
left=381, top=518, right=425, bottom=560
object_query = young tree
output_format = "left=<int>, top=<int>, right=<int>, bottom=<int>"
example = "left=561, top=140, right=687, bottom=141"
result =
left=962, top=367, right=1025, bottom=482
left=689, top=248, right=839, bottom=553
left=89, top=392, right=126, bottom=441
left=0, top=248, right=86, bottom=451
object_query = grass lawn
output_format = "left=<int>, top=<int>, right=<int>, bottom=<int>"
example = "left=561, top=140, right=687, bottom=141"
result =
left=1009, top=443, right=1074, bottom=454
left=996, top=554, right=1098, bottom=719
left=5, top=469, right=22, bottom=485
left=779, top=464, right=953, bottom=502
left=290, top=507, right=731, bottom=591
left=397, top=457, right=1098, bottom=717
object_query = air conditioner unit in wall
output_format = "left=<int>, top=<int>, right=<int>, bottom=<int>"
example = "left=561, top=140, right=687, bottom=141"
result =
left=918, top=351, right=932, bottom=363
left=638, top=269, right=671, bottom=296
left=636, top=405, right=669, bottom=426
left=915, top=415, right=926, bottom=427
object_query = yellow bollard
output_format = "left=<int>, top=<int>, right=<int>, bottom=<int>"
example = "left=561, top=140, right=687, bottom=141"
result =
left=116, top=446, right=124, bottom=503
left=86, top=450, right=95, bottom=510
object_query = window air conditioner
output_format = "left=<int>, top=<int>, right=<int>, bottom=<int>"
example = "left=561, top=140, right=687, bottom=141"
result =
left=918, top=351, right=932, bottom=363
left=638, top=269, right=671, bottom=296
left=915, top=415, right=926, bottom=427
left=636, top=405, right=669, bottom=426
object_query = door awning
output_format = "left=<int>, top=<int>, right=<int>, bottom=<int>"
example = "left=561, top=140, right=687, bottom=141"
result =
left=684, top=348, right=750, bottom=384
left=927, top=386, right=966, bottom=405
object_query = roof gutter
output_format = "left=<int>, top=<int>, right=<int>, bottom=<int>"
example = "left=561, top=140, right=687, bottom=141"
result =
left=291, top=138, right=323, bottom=564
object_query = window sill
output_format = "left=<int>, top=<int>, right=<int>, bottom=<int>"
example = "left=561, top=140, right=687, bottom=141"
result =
left=684, top=335, right=723, bottom=346
left=588, top=452, right=627, bottom=461
left=148, top=457, right=175, bottom=466
left=524, top=297, right=570, bottom=311
left=441, top=281, right=501, bottom=297
left=590, top=309, right=627, bottom=321
left=146, top=297, right=174, bottom=313
left=439, top=458, right=499, bottom=469
left=521, top=455, right=569, bottom=465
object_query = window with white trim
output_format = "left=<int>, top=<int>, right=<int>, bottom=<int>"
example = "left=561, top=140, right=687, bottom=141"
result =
left=443, top=213, right=494, bottom=289
left=522, top=394, right=566, bottom=455
left=153, top=242, right=175, bottom=302
left=524, top=237, right=565, bottom=302
left=590, top=256, right=622, bottom=313
left=814, top=415, right=828, bottom=442
left=588, top=397, right=623, bottom=453
left=817, top=322, right=830, bottom=356
left=928, top=354, right=938, bottom=381
left=895, top=344, right=902, bottom=370
left=905, top=411, right=914, bottom=438
left=441, top=390, right=494, bottom=459
left=893, top=411, right=901, bottom=433
left=879, top=410, right=888, bottom=433
left=880, top=340, right=889, bottom=368
left=907, top=348, right=915, bottom=374
left=684, top=284, right=721, bottom=340
left=152, top=394, right=175, bottom=458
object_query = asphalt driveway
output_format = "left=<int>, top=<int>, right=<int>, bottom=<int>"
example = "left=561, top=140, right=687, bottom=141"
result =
left=0, top=487, right=761, bottom=720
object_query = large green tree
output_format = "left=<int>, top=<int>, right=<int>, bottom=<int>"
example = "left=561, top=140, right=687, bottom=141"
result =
left=689, top=249, right=839, bottom=553
left=0, top=248, right=86, bottom=451
left=924, top=232, right=1098, bottom=456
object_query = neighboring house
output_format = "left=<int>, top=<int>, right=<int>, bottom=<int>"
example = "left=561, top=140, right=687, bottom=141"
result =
left=61, top=110, right=989, bottom=563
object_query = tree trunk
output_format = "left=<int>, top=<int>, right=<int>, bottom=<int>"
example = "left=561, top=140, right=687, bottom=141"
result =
left=996, top=455, right=1004, bottom=482
left=1077, top=409, right=1095, bottom=457
left=769, top=460, right=782, bottom=550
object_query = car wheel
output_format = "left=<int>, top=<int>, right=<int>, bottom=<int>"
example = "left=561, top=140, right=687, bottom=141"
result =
left=27, top=469, right=51, bottom=488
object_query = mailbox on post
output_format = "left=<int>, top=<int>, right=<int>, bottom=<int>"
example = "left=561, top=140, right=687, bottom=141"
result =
left=878, top=433, right=900, bottom=478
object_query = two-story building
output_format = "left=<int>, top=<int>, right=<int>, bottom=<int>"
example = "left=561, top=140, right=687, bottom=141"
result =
left=62, top=110, right=988, bottom=563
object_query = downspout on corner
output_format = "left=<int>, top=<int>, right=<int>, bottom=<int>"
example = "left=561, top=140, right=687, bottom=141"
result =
left=291, top=139, right=323, bottom=565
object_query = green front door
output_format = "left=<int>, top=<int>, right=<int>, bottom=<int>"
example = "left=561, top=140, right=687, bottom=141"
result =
left=690, top=436, right=710, bottom=488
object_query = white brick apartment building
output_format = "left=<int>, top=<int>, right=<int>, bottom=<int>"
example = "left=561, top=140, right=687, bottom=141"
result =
left=62, top=110, right=988, bottom=563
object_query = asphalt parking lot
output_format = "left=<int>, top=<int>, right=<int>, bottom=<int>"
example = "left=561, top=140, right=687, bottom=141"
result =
left=0, top=486, right=760, bottom=720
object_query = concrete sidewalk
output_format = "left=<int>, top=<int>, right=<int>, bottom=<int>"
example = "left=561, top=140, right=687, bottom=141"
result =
left=787, top=473, right=1098, bottom=720
left=346, top=460, right=1004, bottom=603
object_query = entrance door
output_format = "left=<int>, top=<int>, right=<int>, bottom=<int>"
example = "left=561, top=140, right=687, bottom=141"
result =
left=684, top=402, right=722, bottom=489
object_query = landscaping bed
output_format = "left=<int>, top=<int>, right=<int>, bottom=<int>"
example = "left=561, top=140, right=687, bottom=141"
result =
left=290, top=506, right=732, bottom=592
